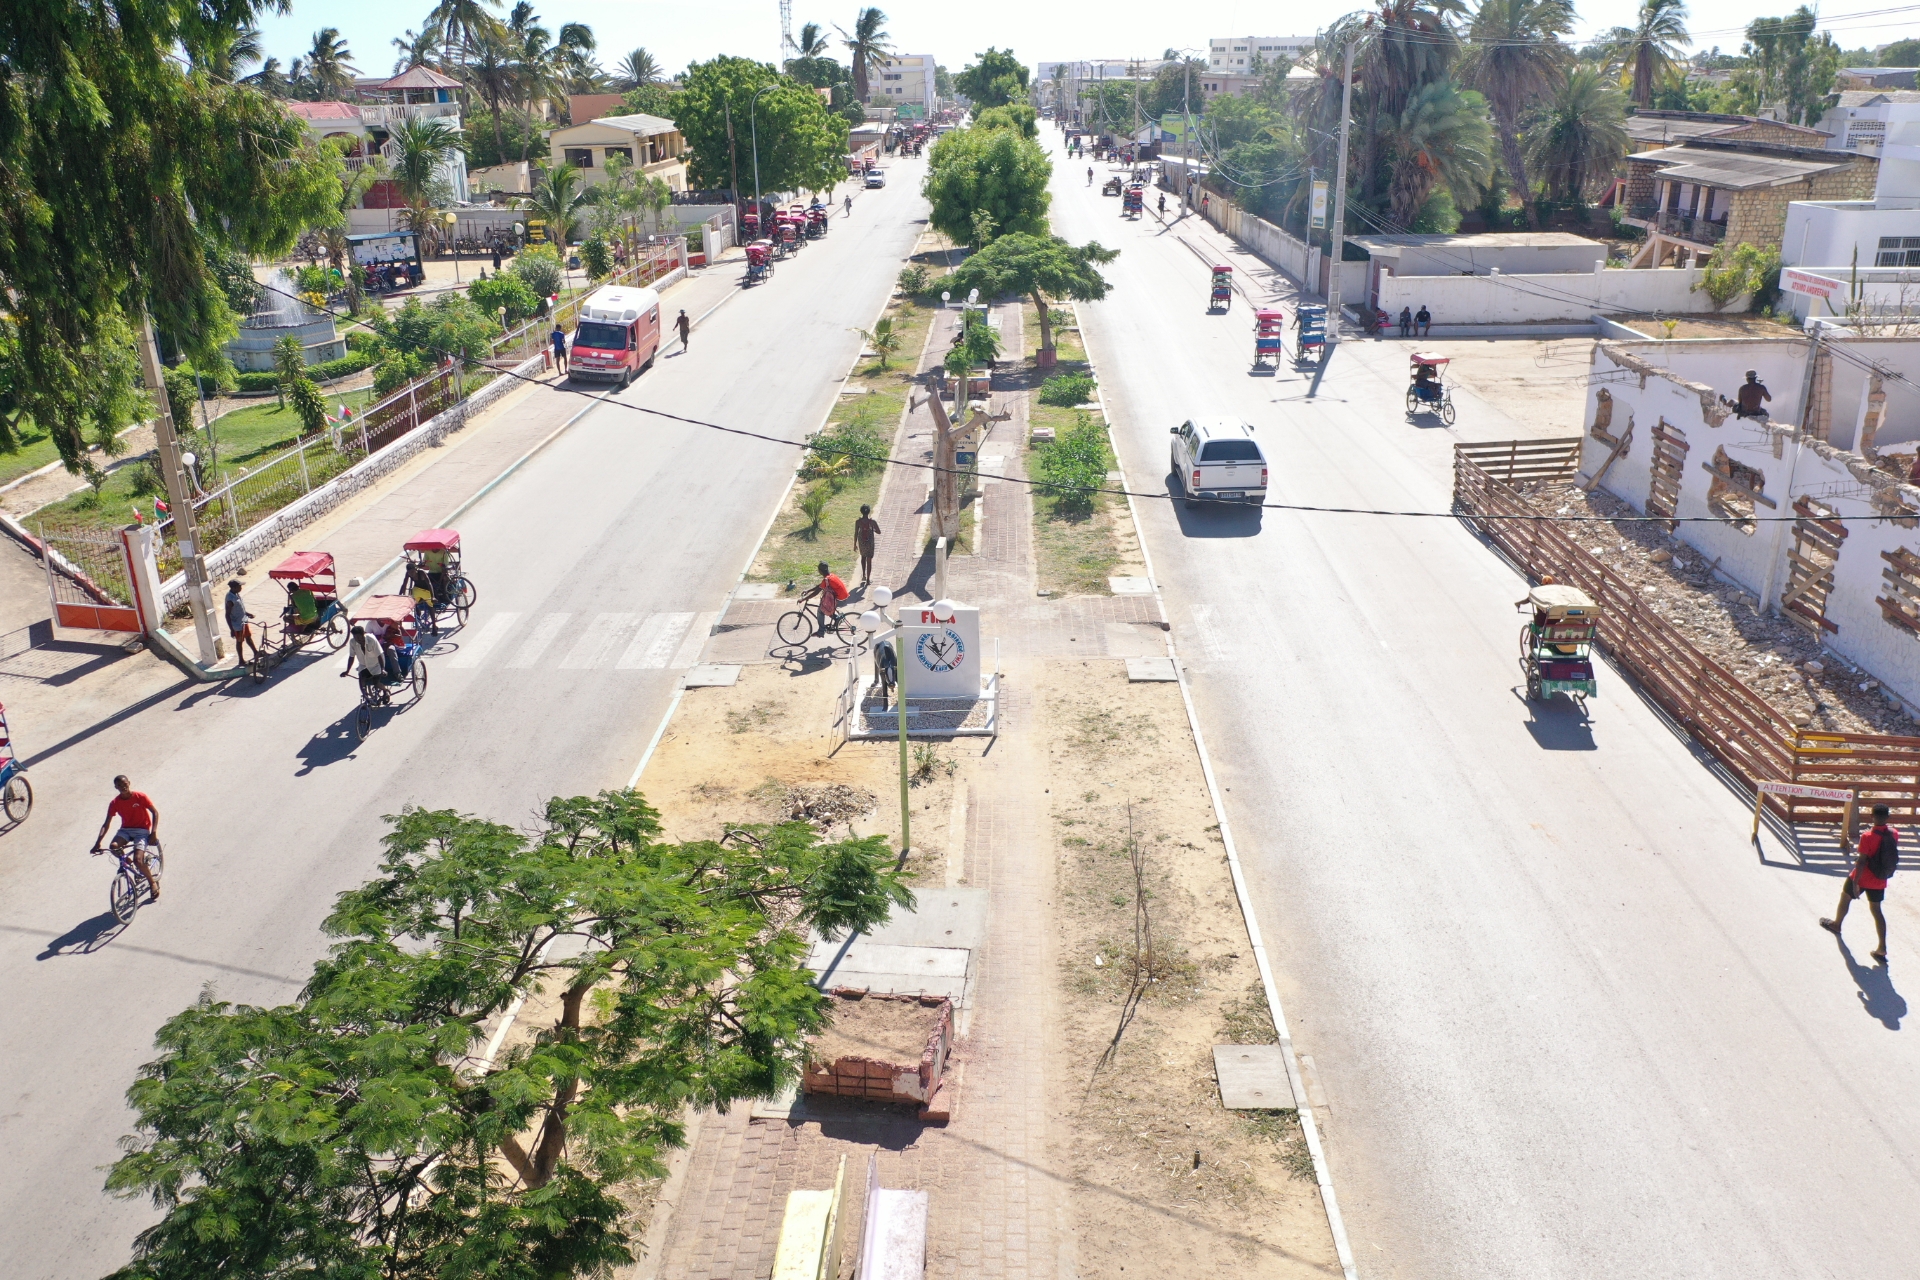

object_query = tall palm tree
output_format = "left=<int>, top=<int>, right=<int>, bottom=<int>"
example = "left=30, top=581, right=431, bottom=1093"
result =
left=303, top=28, right=359, bottom=100
left=527, top=163, right=591, bottom=248
left=616, top=47, right=662, bottom=90
left=388, top=115, right=463, bottom=206
left=1526, top=65, right=1629, bottom=202
left=195, top=23, right=263, bottom=83
left=554, top=22, right=602, bottom=93
left=507, top=5, right=559, bottom=163
left=392, top=23, right=446, bottom=74
left=798, top=23, right=831, bottom=58
left=1462, top=0, right=1573, bottom=226
left=1607, top=0, right=1690, bottom=106
left=429, top=0, right=506, bottom=67
left=462, top=30, right=518, bottom=158
left=837, top=7, right=892, bottom=102
left=239, top=56, right=292, bottom=97
left=1334, top=0, right=1470, bottom=208
left=1385, top=79, right=1495, bottom=226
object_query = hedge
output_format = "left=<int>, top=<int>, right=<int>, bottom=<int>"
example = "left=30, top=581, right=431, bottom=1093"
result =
left=232, top=348, right=375, bottom=394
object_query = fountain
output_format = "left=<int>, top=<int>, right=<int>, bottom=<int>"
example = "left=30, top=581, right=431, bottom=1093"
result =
left=224, top=271, right=348, bottom=373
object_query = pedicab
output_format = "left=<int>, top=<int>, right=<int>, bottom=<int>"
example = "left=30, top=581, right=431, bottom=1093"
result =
left=1122, top=185, right=1144, bottom=219
left=1208, top=264, right=1233, bottom=312
left=1294, top=304, right=1327, bottom=366
left=806, top=205, right=829, bottom=239
left=401, top=528, right=474, bottom=633
left=251, top=550, right=346, bottom=682
left=775, top=217, right=801, bottom=256
left=745, top=240, right=773, bottom=285
left=0, top=701, right=31, bottom=826
left=1518, top=583, right=1600, bottom=707
left=741, top=209, right=761, bottom=240
left=1102, top=176, right=1124, bottom=196
left=347, top=594, right=428, bottom=739
left=1253, top=310, right=1286, bottom=370
left=1406, top=351, right=1455, bottom=424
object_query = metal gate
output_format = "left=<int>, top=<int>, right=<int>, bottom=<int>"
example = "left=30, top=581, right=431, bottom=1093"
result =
left=38, top=525, right=142, bottom=634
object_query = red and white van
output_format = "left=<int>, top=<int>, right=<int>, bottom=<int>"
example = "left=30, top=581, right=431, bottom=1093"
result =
left=566, top=285, right=661, bottom=387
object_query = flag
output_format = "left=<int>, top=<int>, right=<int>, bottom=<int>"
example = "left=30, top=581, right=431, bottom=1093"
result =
left=154, top=496, right=168, bottom=515
left=131, top=506, right=144, bottom=524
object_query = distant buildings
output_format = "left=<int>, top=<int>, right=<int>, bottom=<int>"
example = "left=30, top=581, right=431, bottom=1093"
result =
left=283, top=65, right=470, bottom=207
left=875, top=55, right=938, bottom=118
left=546, top=113, right=689, bottom=193
left=1206, top=36, right=1315, bottom=71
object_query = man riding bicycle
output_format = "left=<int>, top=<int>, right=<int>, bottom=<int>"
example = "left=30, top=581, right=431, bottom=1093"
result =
left=92, top=775, right=160, bottom=903
left=805, top=560, right=850, bottom=625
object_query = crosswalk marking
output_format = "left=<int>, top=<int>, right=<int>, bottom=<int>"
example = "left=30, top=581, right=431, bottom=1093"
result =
left=448, top=612, right=521, bottom=669
left=670, top=611, right=717, bottom=669
left=505, top=613, right=571, bottom=669
left=616, top=611, right=694, bottom=669
left=560, top=612, right=641, bottom=669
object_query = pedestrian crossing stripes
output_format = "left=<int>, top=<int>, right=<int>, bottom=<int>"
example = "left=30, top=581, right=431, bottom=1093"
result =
left=446, top=610, right=712, bottom=672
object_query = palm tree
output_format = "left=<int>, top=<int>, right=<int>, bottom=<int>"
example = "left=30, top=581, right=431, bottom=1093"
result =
left=195, top=23, right=263, bottom=82
left=1606, top=0, right=1690, bottom=107
left=615, top=47, right=662, bottom=90
left=428, top=0, right=506, bottom=66
left=554, top=22, right=602, bottom=93
left=1526, top=65, right=1629, bottom=203
left=392, top=23, right=446, bottom=74
left=507, top=6, right=559, bottom=164
left=798, top=23, right=831, bottom=58
left=526, top=163, right=591, bottom=249
left=1385, top=79, right=1495, bottom=226
left=462, top=31, right=517, bottom=159
left=837, top=7, right=892, bottom=102
left=388, top=115, right=463, bottom=206
left=1335, top=0, right=1470, bottom=208
left=1462, top=0, right=1573, bottom=226
left=239, top=56, right=292, bottom=97
left=304, top=28, right=359, bottom=100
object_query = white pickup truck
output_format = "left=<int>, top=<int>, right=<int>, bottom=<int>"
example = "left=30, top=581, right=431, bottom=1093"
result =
left=1169, top=418, right=1268, bottom=508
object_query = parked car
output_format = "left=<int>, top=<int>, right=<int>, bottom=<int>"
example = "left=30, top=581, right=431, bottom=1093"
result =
left=864, top=169, right=887, bottom=189
left=1169, top=418, right=1267, bottom=509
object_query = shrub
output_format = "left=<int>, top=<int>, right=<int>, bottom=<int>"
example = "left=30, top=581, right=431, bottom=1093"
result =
left=1032, top=411, right=1111, bottom=518
left=288, top=376, right=328, bottom=436
left=232, top=349, right=373, bottom=393
left=1695, top=243, right=1781, bottom=312
left=373, top=352, right=428, bottom=398
left=129, top=459, right=164, bottom=498
left=511, top=244, right=565, bottom=301
left=897, top=264, right=931, bottom=295
left=796, top=482, right=833, bottom=539
left=272, top=334, right=305, bottom=406
left=854, top=317, right=902, bottom=369
left=581, top=237, right=613, bottom=280
left=804, top=402, right=892, bottom=481
left=345, top=329, right=382, bottom=352
left=1038, top=371, right=1095, bottom=407
left=468, top=273, right=539, bottom=327
left=386, top=294, right=500, bottom=368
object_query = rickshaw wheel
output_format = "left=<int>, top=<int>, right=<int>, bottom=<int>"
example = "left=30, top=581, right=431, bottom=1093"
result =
left=410, top=659, right=428, bottom=701
left=3, top=773, right=31, bottom=823
left=249, top=655, right=266, bottom=684
left=1525, top=671, right=1543, bottom=701
left=355, top=701, right=373, bottom=740
left=1441, top=398, right=1457, bottom=425
left=414, top=600, right=437, bottom=637
left=1519, top=625, right=1533, bottom=659
left=452, top=578, right=476, bottom=611
left=1406, top=390, right=1419, bottom=414
left=324, top=615, right=347, bottom=651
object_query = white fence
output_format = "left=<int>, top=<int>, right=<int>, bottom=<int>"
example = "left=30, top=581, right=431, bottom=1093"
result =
left=1375, top=264, right=1727, bottom=325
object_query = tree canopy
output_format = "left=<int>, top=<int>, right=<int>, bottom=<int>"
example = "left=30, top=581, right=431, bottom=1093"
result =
left=924, top=124, right=1051, bottom=248
left=956, top=48, right=1030, bottom=107
left=944, top=233, right=1118, bottom=359
left=972, top=103, right=1038, bottom=138
left=104, top=791, right=912, bottom=1280
left=0, top=0, right=340, bottom=467
left=674, top=57, right=850, bottom=195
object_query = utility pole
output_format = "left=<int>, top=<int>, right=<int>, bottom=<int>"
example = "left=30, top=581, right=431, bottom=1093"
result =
left=1181, top=60, right=1193, bottom=215
left=723, top=98, right=739, bottom=202
left=1325, top=33, right=1358, bottom=338
left=135, top=316, right=218, bottom=664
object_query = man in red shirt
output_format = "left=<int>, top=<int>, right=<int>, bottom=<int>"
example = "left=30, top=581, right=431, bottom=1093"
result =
left=1823, top=803, right=1897, bottom=962
left=813, top=560, right=849, bottom=621
left=92, top=774, right=160, bottom=903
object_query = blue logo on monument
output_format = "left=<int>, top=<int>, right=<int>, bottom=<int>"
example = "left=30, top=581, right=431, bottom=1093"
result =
left=915, top=628, right=966, bottom=673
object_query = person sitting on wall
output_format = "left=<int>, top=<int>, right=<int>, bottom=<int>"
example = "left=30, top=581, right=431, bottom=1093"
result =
left=1732, top=370, right=1772, bottom=420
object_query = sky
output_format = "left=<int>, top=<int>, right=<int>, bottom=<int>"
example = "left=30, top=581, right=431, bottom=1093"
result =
left=254, top=0, right=1920, bottom=85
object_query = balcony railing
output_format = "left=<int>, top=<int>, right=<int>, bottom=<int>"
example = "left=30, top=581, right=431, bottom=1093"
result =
left=359, top=102, right=461, bottom=129
left=1625, top=204, right=1727, bottom=245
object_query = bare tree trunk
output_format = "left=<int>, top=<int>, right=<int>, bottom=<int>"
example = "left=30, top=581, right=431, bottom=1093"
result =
left=1498, top=111, right=1538, bottom=231
left=1032, top=292, right=1053, bottom=359
left=499, top=980, right=589, bottom=1190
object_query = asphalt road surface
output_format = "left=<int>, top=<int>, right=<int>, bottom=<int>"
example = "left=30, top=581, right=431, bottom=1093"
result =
left=0, top=162, right=927, bottom=1279
left=1053, top=139, right=1919, bottom=1278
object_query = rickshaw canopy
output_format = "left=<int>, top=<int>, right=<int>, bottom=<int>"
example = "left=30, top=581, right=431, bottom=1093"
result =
left=269, top=551, right=334, bottom=582
left=1211, top=264, right=1232, bottom=276
left=404, top=528, right=460, bottom=552
left=350, top=595, right=418, bottom=627
left=1528, top=583, right=1599, bottom=619
left=1409, top=351, right=1450, bottom=368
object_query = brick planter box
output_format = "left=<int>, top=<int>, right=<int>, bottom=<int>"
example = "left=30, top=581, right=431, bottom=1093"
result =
left=803, top=991, right=952, bottom=1114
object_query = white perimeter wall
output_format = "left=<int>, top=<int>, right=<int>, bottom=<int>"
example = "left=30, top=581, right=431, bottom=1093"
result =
left=1375, top=266, right=1724, bottom=324
left=1582, top=338, right=1920, bottom=707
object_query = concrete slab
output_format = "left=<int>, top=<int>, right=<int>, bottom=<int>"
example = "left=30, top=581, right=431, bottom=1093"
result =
left=682, top=663, right=741, bottom=687
left=1109, top=576, right=1153, bottom=595
left=859, top=888, right=987, bottom=951
left=1103, top=622, right=1166, bottom=659
left=809, top=940, right=971, bottom=1001
left=1126, top=656, right=1179, bottom=682
left=732, top=583, right=779, bottom=600
left=1213, top=1044, right=1298, bottom=1110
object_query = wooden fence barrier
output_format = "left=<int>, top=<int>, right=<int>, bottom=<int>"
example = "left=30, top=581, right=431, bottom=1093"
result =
left=1454, top=441, right=1920, bottom=826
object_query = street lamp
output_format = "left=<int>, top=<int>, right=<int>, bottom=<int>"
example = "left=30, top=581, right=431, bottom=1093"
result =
left=443, top=211, right=460, bottom=282
left=857, top=597, right=912, bottom=858
left=749, top=83, right=778, bottom=226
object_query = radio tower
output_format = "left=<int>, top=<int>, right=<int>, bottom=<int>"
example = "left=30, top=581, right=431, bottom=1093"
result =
left=779, top=0, right=798, bottom=58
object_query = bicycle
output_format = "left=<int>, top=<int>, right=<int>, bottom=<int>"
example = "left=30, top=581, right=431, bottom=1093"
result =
left=96, top=836, right=163, bottom=924
left=775, top=592, right=860, bottom=647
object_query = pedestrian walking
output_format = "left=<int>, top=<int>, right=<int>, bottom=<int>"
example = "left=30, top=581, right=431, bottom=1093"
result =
left=224, top=579, right=257, bottom=667
left=1201, top=193, right=1211, bottom=218
left=1398, top=306, right=1413, bottom=339
left=1823, top=804, right=1898, bottom=962
left=675, top=309, right=691, bottom=352
left=1415, top=304, right=1432, bottom=337
left=854, top=504, right=882, bottom=585
left=491, top=247, right=502, bottom=272
left=549, top=322, right=568, bottom=373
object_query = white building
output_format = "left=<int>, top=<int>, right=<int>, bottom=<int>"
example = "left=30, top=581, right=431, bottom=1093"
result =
left=1208, top=36, right=1315, bottom=71
left=875, top=55, right=937, bottom=116
left=1782, top=103, right=1920, bottom=320
left=1815, top=89, right=1920, bottom=153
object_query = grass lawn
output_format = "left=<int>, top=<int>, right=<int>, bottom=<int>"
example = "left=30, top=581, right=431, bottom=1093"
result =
left=1033, top=493, right=1122, bottom=596
left=750, top=470, right=885, bottom=590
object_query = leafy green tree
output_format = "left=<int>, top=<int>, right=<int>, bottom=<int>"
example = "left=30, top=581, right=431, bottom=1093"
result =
left=1462, top=0, right=1574, bottom=225
left=1081, top=80, right=1138, bottom=134
left=1741, top=7, right=1842, bottom=125
left=1696, top=241, right=1781, bottom=310
left=674, top=58, right=850, bottom=196
left=973, top=103, right=1038, bottom=138
left=924, top=127, right=1051, bottom=248
left=471, top=273, right=540, bottom=325
left=956, top=48, right=1030, bottom=108
left=0, top=0, right=340, bottom=473
left=513, top=244, right=566, bottom=299
left=837, top=7, right=893, bottom=102
left=1142, top=57, right=1209, bottom=120
left=272, top=335, right=306, bottom=408
left=1526, top=65, right=1629, bottom=203
left=944, top=233, right=1118, bottom=363
left=581, top=236, right=613, bottom=279
left=104, top=791, right=911, bottom=1279
left=1385, top=81, right=1495, bottom=227
left=287, top=375, right=328, bottom=436
left=620, top=81, right=676, bottom=117
left=1032, top=411, right=1111, bottom=518
left=302, top=27, right=358, bottom=99
left=1606, top=0, right=1691, bottom=106
left=1882, top=37, right=1920, bottom=66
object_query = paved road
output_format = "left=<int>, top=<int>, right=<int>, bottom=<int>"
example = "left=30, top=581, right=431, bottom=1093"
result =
left=1052, top=141, right=1920, bottom=1278
left=0, top=163, right=927, bottom=1279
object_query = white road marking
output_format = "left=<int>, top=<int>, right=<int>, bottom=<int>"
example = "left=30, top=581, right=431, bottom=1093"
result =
left=670, top=611, right=717, bottom=668
left=617, top=611, right=695, bottom=670
left=506, top=613, right=571, bottom=669
left=561, top=612, right=641, bottom=669
left=447, top=612, right=521, bottom=669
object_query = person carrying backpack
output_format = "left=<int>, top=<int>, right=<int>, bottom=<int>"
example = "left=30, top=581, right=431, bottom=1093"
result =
left=1823, top=803, right=1898, bottom=962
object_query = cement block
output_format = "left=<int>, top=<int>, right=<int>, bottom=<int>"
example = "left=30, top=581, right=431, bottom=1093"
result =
left=1126, top=657, right=1179, bottom=682
left=732, top=583, right=778, bottom=600
left=682, top=663, right=741, bottom=688
left=1109, top=576, right=1153, bottom=595
left=808, top=940, right=971, bottom=1001
left=1213, top=1044, right=1297, bottom=1109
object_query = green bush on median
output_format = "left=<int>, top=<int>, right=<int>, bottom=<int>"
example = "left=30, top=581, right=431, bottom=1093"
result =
left=1038, top=371, right=1094, bottom=407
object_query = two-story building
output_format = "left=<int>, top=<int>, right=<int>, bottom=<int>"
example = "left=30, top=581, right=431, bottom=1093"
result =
left=284, top=65, right=469, bottom=207
left=1620, top=136, right=1878, bottom=267
left=1815, top=89, right=1920, bottom=153
left=546, top=113, right=689, bottom=193
left=874, top=55, right=937, bottom=117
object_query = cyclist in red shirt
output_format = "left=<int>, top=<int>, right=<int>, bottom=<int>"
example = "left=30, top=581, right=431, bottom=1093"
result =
left=1823, top=803, right=1897, bottom=962
left=812, top=560, right=849, bottom=619
left=92, top=774, right=160, bottom=903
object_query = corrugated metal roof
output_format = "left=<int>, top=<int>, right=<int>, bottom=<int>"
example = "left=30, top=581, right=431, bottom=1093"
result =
left=585, top=113, right=677, bottom=135
left=1631, top=145, right=1851, bottom=189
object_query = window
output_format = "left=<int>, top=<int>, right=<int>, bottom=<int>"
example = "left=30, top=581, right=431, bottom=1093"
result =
left=574, top=321, right=630, bottom=351
left=1200, top=439, right=1262, bottom=462
left=1880, top=546, right=1920, bottom=635
left=563, top=148, right=594, bottom=167
left=603, top=147, right=632, bottom=165
left=1876, top=235, right=1920, bottom=267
